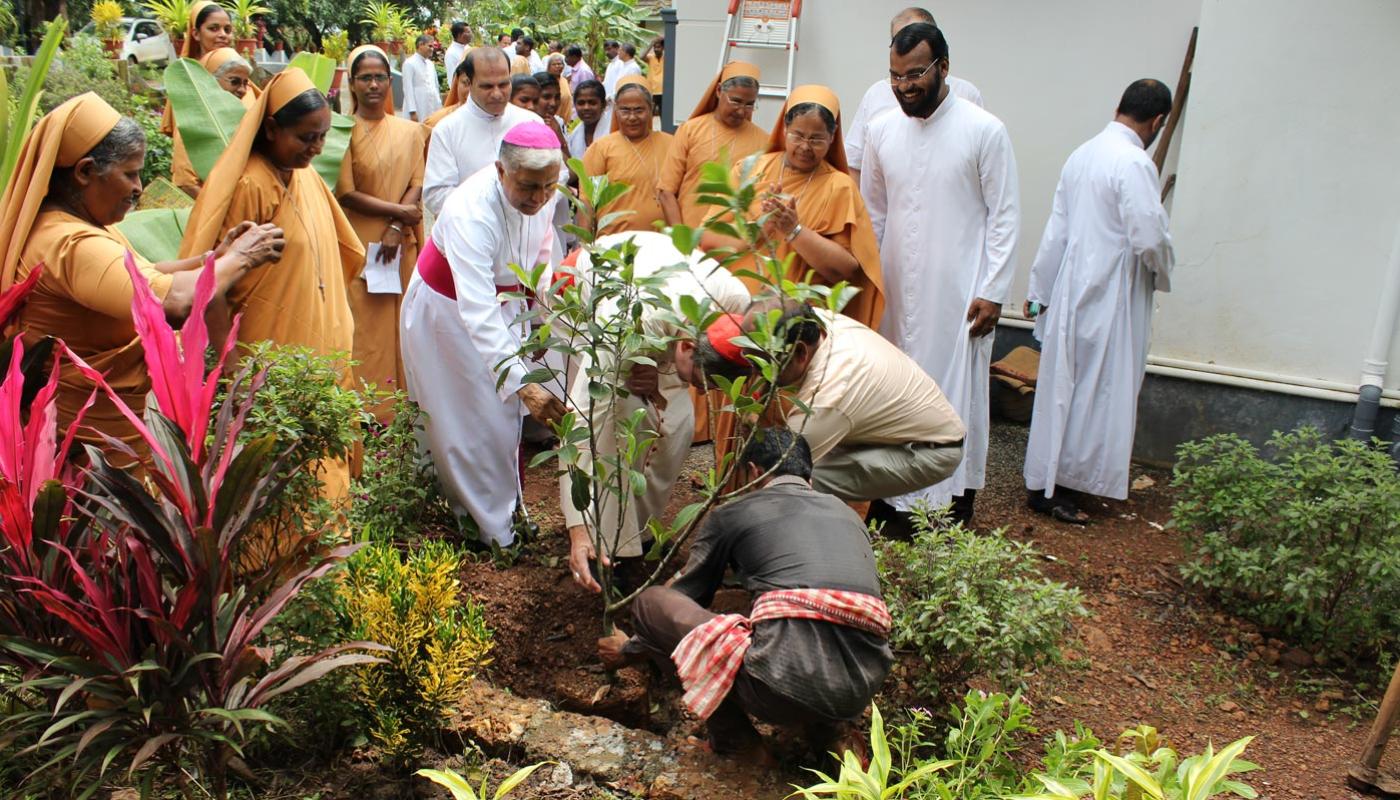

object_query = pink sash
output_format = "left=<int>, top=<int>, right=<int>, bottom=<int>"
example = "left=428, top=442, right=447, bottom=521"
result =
left=416, top=237, right=522, bottom=301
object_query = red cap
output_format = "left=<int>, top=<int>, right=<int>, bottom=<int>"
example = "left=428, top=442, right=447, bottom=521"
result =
left=705, top=313, right=750, bottom=367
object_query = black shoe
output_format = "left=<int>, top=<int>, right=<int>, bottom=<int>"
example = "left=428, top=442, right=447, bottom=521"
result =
left=949, top=490, right=976, bottom=528
left=866, top=499, right=918, bottom=539
left=1026, top=488, right=1089, bottom=525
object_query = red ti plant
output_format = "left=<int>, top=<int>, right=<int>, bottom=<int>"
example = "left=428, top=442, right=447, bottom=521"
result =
left=0, top=254, right=384, bottom=799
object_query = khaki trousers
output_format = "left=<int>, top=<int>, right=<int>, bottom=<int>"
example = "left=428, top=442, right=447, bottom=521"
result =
left=811, top=442, right=964, bottom=502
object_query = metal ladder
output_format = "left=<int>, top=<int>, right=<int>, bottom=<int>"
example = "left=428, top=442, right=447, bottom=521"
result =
left=715, top=0, right=802, bottom=101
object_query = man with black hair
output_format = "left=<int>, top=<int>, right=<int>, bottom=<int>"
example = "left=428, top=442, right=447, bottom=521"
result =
left=423, top=46, right=536, bottom=215
left=515, top=34, right=544, bottom=72
left=862, top=21, right=1019, bottom=527
left=846, top=6, right=984, bottom=187
left=1021, top=79, right=1174, bottom=524
left=401, top=34, right=443, bottom=122
left=444, top=22, right=472, bottom=85
left=597, top=427, right=893, bottom=763
left=699, top=301, right=966, bottom=509
left=565, top=43, right=596, bottom=90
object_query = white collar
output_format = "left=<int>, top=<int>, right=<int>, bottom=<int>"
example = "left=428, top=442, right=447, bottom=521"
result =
left=1108, top=120, right=1147, bottom=149
left=467, top=96, right=500, bottom=121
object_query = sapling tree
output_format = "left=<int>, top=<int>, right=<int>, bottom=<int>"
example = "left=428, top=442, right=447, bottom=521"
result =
left=507, top=157, right=854, bottom=632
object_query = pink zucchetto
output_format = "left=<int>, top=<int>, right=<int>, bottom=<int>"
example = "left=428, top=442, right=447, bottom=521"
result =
left=502, top=120, right=562, bottom=149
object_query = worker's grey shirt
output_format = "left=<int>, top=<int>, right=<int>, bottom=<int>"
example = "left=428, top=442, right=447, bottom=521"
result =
left=670, top=476, right=893, bottom=721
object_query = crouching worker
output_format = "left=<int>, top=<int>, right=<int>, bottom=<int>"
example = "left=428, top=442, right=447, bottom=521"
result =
left=596, top=428, right=892, bottom=763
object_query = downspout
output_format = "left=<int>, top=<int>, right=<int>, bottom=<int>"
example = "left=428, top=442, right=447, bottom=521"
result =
left=1349, top=219, right=1400, bottom=461
left=660, top=7, right=678, bottom=134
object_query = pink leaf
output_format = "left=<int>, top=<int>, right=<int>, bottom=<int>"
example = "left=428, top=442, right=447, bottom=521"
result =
left=0, top=263, right=43, bottom=328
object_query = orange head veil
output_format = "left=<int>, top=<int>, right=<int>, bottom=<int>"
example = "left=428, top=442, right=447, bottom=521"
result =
left=767, top=85, right=848, bottom=173
left=162, top=2, right=228, bottom=136
left=609, top=75, right=652, bottom=133
left=198, top=47, right=262, bottom=106
left=179, top=67, right=321, bottom=259
left=689, top=61, right=759, bottom=121
left=181, top=0, right=219, bottom=59
left=346, top=45, right=395, bottom=114
left=0, top=93, right=121, bottom=292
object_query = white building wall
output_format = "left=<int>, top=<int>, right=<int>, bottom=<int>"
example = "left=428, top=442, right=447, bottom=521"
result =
left=672, top=0, right=1400, bottom=399
left=671, top=0, right=1200, bottom=301
left=1158, top=0, right=1400, bottom=394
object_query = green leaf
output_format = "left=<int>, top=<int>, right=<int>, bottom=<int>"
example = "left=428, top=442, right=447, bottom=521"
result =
left=493, top=761, right=552, bottom=799
left=165, top=57, right=248, bottom=181
left=311, top=111, right=355, bottom=191
left=115, top=208, right=192, bottom=263
left=1096, top=751, right=1165, bottom=800
left=416, top=768, right=481, bottom=800
left=287, top=52, right=338, bottom=94
left=1, top=18, right=65, bottom=186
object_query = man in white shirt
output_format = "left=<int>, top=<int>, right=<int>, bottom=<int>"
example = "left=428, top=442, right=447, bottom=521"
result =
left=605, top=43, right=642, bottom=100
left=846, top=7, right=984, bottom=187
left=1022, top=79, right=1175, bottom=523
left=562, top=232, right=752, bottom=592
left=600, top=39, right=622, bottom=94
left=443, top=22, right=472, bottom=88
left=400, top=34, right=443, bottom=123
left=514, top=35, right=545, bottom=73
left=423, top=46, right=537, bottom=215
left=401, top=121, right=567, bottom=546
left=862, top=22, right=1019, bottom=526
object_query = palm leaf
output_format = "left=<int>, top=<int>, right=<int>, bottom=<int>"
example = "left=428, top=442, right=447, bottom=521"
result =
left=287, top=52, right=337, bottom=94
left=311, top=111, right=355, bottom=190
left=0, top=18, right=66, bottom=186
left=165, top=58, right=248, bottom=181
left=115, top=208, right=192, bottom=263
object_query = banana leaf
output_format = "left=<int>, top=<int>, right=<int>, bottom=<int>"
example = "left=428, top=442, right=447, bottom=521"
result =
left=116, top=208, right=192, bottom=263
left=0, top=18, right=66, bottom=186
left=312, top=112, right=354, bottom=191
left=165, top=57, right=247, bottom=182
left=286, top=52, right=337, bottom=94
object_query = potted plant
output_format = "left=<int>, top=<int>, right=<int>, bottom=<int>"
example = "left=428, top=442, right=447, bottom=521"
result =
left=223, top=0, right=270, bottom=59
left=322, top=29, right=349, bottom=91
left=360, top=0, right=396, bottom=54
left=142, top=0, right=193, bottom=53
left=387, top=8, right=413, bottom=56
left=91, top=0, right=125, bottom=57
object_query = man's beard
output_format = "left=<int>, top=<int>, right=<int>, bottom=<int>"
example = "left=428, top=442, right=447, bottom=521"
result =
left=896, top=77, right=945, bottom=119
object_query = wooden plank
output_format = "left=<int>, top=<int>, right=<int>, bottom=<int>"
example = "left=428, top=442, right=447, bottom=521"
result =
left=1153, top=26, right=1198, bottom=173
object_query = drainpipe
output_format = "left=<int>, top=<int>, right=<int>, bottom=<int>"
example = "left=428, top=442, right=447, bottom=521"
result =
left=661, top=7, right=678, bottom=133
left=1349, top=220, right=1400, bottom=456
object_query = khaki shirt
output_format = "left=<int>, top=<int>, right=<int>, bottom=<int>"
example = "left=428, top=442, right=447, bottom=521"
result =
left=788, top=310, right=965, bottom=460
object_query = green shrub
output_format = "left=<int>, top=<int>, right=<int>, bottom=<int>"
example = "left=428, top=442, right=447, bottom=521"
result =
left=796, top=694, right=1255, bottom=800
left=875, top=510, right=1086, bottom=700
left=349, top=395, right=456, bottom=539
left=20, top=34, right=153, bottom=117
left=337, top=541, right=493, bottom=767
left=232, top=342, right=367, bottom=542
left=1172, top=427, right=1400, bottom=656
left=134, top=108, right=173, bottom=185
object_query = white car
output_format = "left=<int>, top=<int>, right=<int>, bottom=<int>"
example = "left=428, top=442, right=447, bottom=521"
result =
left=78, top=17, right=172, bottom=65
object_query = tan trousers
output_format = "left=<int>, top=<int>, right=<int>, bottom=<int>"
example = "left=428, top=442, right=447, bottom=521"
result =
left=811, top=442, right=964, bottom=502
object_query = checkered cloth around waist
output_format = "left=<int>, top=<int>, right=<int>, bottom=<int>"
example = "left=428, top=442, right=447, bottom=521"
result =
left=671, top=588, right=890, bottom=719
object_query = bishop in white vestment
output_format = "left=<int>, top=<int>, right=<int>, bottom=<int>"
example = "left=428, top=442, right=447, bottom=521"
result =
left=401, top=122, right=566, bottom=546
left=862, top=23, right=1019, bottom=523
left=423, top=47, right=537, bottom=215
left=1023, top=81, right=1175, bottom=516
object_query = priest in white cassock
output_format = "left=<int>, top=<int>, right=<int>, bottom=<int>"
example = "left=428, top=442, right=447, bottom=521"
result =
left=401, top=120, right=568, bottom=546
left=562, top=231, right=752, bottom=593
left=443, top=22, right=472, bottom=88
left=845, top=7, right=983, bottom=188
left=423, top=46, right=537, bottom=216
left=1022, top=79, right=1175, bottom=524
left=400, top=35, right=443, bottom=123
left=862, top=22, right=1019, bottom=526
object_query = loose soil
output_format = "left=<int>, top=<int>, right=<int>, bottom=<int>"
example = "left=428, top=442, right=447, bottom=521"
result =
left=456, top=421, right=1390, bottom=799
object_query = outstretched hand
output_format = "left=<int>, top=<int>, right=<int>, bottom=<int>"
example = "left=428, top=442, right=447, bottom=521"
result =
left=568, top=524, right=608, bottom=594
left=597, top=629, right=630, bottom=670
left=519, top=384, right=566, bottom=426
